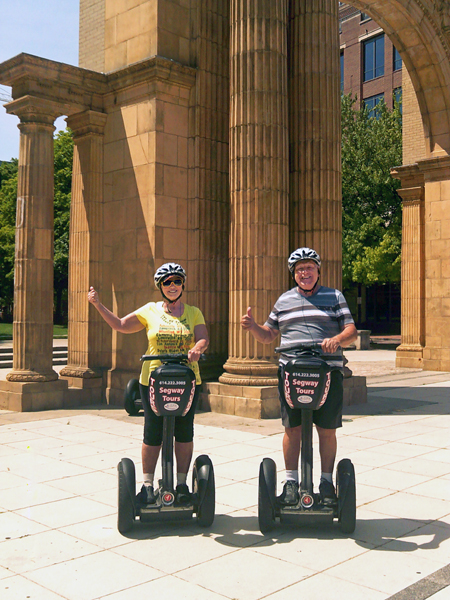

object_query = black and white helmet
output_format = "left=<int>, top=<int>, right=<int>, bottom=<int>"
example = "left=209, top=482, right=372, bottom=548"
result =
left=154, top=263, right=186, bottom=288
left=288, top=248, right=321, bottom=274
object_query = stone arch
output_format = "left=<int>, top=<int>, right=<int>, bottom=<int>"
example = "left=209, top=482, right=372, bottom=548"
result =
left=343, top=0, right=450, bottom=157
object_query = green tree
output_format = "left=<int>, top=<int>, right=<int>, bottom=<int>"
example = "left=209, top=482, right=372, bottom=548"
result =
left=0, top=159, right=18, bottom=317
left=0, top=129, right=73, bottom=323
left=341, top=94, right=402, bottom=288
left=53, top=129, right=73, bottom=324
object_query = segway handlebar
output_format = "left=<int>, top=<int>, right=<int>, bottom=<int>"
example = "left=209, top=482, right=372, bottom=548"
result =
left=140, top=353, right=206, bottom=362
left=275, top=342, right=323, bottom=355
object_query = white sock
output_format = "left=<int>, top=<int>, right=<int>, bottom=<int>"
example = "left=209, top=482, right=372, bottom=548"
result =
left=177, top=473, right=187, bottom=486
left=143, top=473, right=154, bottom=487
left=321, top=472, right=333, bottom=484
left=285, top=470, right=299, bottom=483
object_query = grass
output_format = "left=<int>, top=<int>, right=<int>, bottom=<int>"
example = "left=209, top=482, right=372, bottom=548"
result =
left=0, top=323, right=68, bottom=340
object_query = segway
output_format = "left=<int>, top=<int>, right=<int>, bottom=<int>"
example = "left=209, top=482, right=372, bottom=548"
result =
left=117, top=353, right=215, bottom=533
left=258, top=343, right=356, bottom=535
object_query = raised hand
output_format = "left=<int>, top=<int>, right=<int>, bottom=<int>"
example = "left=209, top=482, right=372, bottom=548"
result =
left=241, top=306, right=255, bottom=331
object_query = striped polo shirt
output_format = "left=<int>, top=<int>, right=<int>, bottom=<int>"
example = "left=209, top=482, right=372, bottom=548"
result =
left=265, top=285, right=355, bottom=370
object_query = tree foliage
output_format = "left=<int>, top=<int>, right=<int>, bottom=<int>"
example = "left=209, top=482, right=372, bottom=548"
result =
left=0, top=129, right=73, bottom=322
left=341, top=94, right=403, bottom=288
left=0, top=159, right=18, bottom=316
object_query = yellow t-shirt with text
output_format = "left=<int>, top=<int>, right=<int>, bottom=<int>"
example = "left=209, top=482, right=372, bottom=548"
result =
left=135, top=302, right=205, bottom=386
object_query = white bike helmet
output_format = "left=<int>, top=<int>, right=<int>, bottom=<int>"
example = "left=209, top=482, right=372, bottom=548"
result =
left=154, top=263, right=186, bottom=288
left=288, top=248, right=321, bottom=274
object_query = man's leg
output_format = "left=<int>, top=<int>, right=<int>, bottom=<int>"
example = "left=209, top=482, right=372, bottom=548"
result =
left=142, top=442, right=161, bottom=474
left=316, top=426, right=337, bottom=473
left=283, top=425, right=302, bottom=470
left=278, top=425, right=302, bottom=505
left=316, top=426, right=337, bottom=504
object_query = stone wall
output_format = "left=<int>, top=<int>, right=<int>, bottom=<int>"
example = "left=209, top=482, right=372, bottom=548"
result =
left=79, top=0, right=105, bottom=72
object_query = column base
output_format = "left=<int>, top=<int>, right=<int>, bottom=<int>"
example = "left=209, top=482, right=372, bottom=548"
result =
left=0, top=378, right=68, bottom=412
left=59, top=366, right=102, bottom=379
left=200, top=376, right=367, bottom=419
left=395, top=344, right=423, bottom=368
left=220, top=358, right=278, bottom=386
left=6, top=369, right=59, bottom=382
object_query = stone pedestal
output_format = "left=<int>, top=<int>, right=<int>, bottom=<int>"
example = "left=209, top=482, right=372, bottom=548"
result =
left=0, top=379, right=68, bottom=412
left=200, top=376, right=367, bottom=420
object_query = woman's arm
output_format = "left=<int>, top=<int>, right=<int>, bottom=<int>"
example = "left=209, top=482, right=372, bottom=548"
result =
left=88, top=286, right=145, bottom=334
left=188, top=323, right=209, bottom=363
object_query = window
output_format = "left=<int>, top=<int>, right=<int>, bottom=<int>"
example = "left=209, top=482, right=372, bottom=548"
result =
left=393, top=46, right=402, bottom=71
left=364, top=93, right=384, bottom=118
left=340, top=52, right=344, bottom=92
left=363, top=34, right=385, bottom=81
left=394, top=87, right=402, bottom=114
left=360, top=12, right=371, bottom=21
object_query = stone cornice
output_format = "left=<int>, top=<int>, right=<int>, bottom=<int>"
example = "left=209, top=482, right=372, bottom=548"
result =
left=106, top=55, right=196, bottom=92
left=0, top=53, right=196, bottom=117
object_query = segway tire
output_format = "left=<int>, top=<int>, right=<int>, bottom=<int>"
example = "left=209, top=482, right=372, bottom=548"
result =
left=124, top=379, right=140, bottom=416
left=337, top=458, right=356, bottom=534
left=193, top=455, right=215, bottom=527
left=258, top=458, right=277, bottom=534
left=117, top=458, right=136, bottom=533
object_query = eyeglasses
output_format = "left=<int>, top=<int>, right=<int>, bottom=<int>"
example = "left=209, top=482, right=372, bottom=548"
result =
left=295, top=266, right=317, bottom=273
left=162, top=278, right=184, bottom=287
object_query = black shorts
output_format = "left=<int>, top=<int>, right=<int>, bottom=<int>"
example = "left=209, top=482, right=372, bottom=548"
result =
left=278, top=368, right=343, bottom=430
left=139, top=383, right=199, bottom=446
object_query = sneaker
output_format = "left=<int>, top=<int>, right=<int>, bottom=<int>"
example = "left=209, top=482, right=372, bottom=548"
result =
left=136, top=484, right=157, bottom=505
left=319, top=479, right=337, bottom=506
left=175, top=483, right=191, bottom=505
left=277, top=480, right=299, bottom=506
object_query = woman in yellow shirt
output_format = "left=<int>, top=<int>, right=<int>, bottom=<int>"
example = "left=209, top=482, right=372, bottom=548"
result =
left=88, top=263, right=209, bottom=505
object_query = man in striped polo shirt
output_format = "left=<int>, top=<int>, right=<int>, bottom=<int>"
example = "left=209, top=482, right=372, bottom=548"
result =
left=241, top=247, right=357, bottom=506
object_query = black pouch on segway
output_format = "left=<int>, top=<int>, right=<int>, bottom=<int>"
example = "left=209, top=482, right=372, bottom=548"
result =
left=281, top=355, right=332, bottom=411
left=149, top=363, right=196, bottom=417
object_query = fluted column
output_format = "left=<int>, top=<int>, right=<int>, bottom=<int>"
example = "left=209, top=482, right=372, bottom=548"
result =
left=289, top=0, right=342, bottom=288
left=391, top=165, right=425, bottom=368
left=220, top=0, right=289, bottom=385
left=60, top=110, right=108, bottom=379
left=5, top=97, right=61, bottom=382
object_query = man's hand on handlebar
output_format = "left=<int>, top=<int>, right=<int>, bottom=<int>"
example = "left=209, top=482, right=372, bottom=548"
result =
left=321, top=337, right=340, bottom=354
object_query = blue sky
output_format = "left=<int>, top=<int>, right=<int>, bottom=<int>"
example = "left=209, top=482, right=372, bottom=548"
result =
left=0, top=0, right=79, bottom=161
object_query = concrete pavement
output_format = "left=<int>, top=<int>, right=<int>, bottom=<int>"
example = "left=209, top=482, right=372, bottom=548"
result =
left=0, top=348, right=449, bottom=599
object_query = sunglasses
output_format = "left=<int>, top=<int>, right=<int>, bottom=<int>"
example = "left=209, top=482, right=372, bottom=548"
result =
left=162, top=278, right=184, bottom=287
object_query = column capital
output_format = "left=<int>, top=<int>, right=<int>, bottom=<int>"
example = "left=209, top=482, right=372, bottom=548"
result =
left=66, top=110, right=108, bottom=138
left=5, top=95, right=63, bottom=126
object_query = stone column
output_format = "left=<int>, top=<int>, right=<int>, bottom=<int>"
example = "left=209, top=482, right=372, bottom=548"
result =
left=220, top=0, right=290, bottom=386
left=60, top=111, right=108, bottom=392
left=391, top=165, right=425, bottom=368
left=288, top=0, right=342, bottom=288
left=5, top=97, right=61, bottom=382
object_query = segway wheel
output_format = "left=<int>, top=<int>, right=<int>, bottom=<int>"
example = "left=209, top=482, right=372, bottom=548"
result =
left=337, top=458, right=356, bottom=534
left=258, top=458, right=277, bottom=534
left=124, top=379, right=140, bottom=416
left=193, top=455, right=215, bottom=527
left=117, top=458, right=136, bottom=533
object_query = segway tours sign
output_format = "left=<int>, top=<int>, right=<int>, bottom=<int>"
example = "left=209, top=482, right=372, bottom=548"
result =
left=149, top=363, right=196, bottom=416
left=283, top=358, right=331, bottom=411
